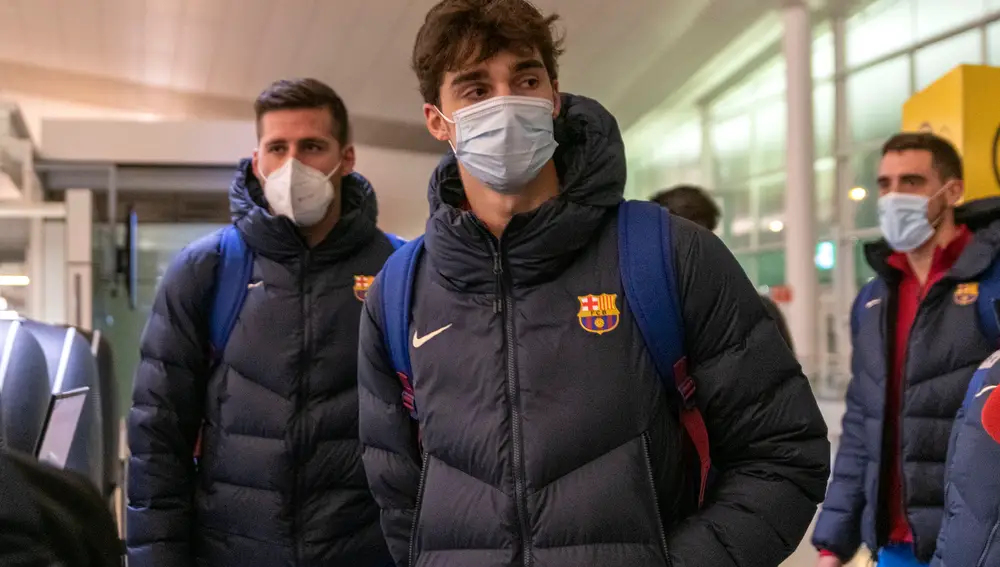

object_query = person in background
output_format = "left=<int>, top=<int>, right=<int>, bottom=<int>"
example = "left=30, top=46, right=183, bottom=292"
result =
left=931, top=350, right=1000, bottom=567
left=812, top=132, right=1000, bottom=566
left=651, top=184, right=795, bottom=352
left=126, top=78, right=394, bottom=567
left=0, top=448, right=122, bottom=567
left=357, top=1, right=830, bottom=566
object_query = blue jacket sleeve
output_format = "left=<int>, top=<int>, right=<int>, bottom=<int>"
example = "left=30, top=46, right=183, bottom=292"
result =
left=931, top=355, right=1000, bottom=567
left=811, top=288, right=874, bottom=561
left=357, top=279, right=423, bottom=567
left=126, top=236, right=218, bottom=567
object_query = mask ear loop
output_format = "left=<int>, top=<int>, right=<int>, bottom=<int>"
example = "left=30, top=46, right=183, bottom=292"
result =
left=434, top=107, right=458, bottom=153
left=928, top=180, right=958, bottom=228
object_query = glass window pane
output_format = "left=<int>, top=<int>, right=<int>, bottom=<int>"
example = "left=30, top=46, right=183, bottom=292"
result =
left=987, top=21, right=1000, bottom=66
left=851, top=149, right=882, bottom=229
left=846, top=0, right=915, bottom=68
left=752, top=100, right=786, bottom=175
left=753, top=59, right=787, bottom=100
left=915, top=0, right=986, bottom=41
left=815, top=162, right=836, bottom=236
left=756, top=175, right=786, bottom=247
left=814, top=82, right=835, bottom=158
left=915, top=30, right=983, bottom=90
left=718, top=188, right=752, bottom=249
left=847, top=56, right=910, bottom=145
left=757, top=250, right=785, bottom=288
left=813, top=29, right=835, bottom=80
left=712, top=115, right=752, bottom=184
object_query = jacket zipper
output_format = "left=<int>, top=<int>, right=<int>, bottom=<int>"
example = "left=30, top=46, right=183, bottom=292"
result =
left=408, top=453, right=429, bottom=566
left=976, top=518, right=1000, bottom=566
left=640, top=432, right=671, bottom=565
left=485, top=236, right=532, bottom=567
left=893, top=278, right=949, bottom=553
left=292, top=250, right=312, bottom=565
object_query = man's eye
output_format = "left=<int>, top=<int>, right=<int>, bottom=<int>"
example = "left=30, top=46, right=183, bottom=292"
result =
left=464, top=87, right=488, bottom=100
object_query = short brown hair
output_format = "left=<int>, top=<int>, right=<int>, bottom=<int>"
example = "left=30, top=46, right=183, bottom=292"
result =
left=882, top=132, right=963, bottom=181
left=412, top=0, right=565, bottom=105
left=650, top=185, right=721, bottom=231
left=254, top=78, right=351, bottom=146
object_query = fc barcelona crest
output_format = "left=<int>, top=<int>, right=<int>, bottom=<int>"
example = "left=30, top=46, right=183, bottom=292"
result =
left=578, top=293, right=620, bottom=335
left=955, top=282, right=979, bottom=306
left=353, top=275, right=374, bottom=302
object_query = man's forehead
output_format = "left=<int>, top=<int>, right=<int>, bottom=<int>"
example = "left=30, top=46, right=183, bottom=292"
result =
left=880, top=149, right=933, bottom=170
left=259, top=108, right=335, bottom=141
left=447, top=49, right=543, bottom=79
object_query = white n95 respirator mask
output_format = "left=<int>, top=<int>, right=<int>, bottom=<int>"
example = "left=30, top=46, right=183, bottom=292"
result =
left=259, top=158, right=339, bottom=227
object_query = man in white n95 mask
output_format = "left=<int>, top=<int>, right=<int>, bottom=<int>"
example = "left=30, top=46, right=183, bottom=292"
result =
left=127, top=78, right=397, bottom=567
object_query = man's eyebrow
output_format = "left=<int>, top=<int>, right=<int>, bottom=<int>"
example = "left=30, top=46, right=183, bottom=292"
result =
left=297, top=137, right=330, bottom=145
left=450, top=69, right=489, bottom=87
left=512, top=59, right=545, bottom=73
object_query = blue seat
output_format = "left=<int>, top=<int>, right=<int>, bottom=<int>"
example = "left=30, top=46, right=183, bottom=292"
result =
left=22, top=321, right=104, bottom=491
left=0, top=320, right=51, bottom=454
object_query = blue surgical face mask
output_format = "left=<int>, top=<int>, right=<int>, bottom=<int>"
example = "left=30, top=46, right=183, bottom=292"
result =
left=437, top=95, right=558, bottom=194
left=877, top=184, right=951, bottom=252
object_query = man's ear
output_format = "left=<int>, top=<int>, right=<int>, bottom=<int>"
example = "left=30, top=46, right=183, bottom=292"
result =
left=947, top=179, right=965, bottom=206
left=341, top=144, right=356, bottom=175
left=551, top=80, right=561, bottom=117
left=424, top=104, right=452, bottom=143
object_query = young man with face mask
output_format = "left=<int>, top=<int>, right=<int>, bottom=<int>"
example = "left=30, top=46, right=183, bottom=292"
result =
left=126, top=78, right=394, bottom=567
left=812, top=132, right=1000, bottom=566
left=357, top=2, right=831, bottom=566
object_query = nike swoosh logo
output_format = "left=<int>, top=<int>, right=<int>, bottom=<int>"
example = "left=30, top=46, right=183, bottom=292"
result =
left=976, top=385, right=997, bottom=398
left=412, top=324, right=453, bottom=348
left=866, top=298, right=882, bottom=309
left=247, top=281, right=263, bottom=289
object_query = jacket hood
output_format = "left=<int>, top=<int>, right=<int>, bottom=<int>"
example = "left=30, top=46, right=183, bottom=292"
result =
left=424, top=93, right=626, bottom=291
left=229, top=158, right=379, bottom=266
left=865, top=196, right=1000, bottom=280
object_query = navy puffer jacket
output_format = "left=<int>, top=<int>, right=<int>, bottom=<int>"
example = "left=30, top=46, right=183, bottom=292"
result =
left=932, top=350, right=1000, bottom=567
left=127, top=160, right=394, bottom=567
left=812, top=199, right=1000, bottom=563
left=358, top=94, right=830, bottom=567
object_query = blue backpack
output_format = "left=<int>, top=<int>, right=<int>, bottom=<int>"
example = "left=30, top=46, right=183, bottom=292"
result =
left=374, top=200, right=713, bottom=506
left=192, top=225, right=406, bottom=461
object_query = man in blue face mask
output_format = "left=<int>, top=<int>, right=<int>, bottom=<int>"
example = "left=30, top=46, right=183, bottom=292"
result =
left=356, top=2, right=831, bottom=567
left=813, top=132, right=1000, bottom=566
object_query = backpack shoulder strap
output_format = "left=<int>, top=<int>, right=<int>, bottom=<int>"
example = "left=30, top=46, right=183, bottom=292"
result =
left=386, top=233, right=408, bottom=250
left=377, top=235, right=425, bottom=419
left=618, top=200, right=711, bottom=506
left=209, top=225, right=254, bottom=360
left=977, top=258, right=1000, bottom=347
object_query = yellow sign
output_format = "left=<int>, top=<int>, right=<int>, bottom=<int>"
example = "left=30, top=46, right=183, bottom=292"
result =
left=902, top=65, right=1000, bottom=202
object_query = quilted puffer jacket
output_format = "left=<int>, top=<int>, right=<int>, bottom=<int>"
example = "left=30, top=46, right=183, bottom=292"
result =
left=127, top=160, right=394, bottom=567
left=358, top=93, right=831, bottom=567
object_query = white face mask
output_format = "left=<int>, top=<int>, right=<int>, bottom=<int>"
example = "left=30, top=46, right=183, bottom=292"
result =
left=877, top=183, right=952, bottom=253
left=258, top=158, right=339, bottom=227
left=436, top=95, right=558, bottom=194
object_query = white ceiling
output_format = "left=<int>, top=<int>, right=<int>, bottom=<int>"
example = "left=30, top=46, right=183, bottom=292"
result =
left=0, top=0, right=730, bottom=127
